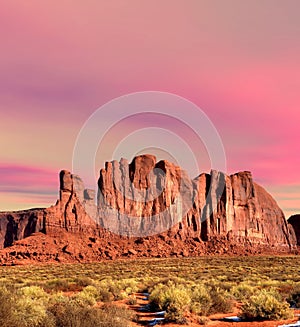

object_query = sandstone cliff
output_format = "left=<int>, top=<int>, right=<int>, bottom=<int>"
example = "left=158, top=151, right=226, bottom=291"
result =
left=0, top=170, right=99, bottom=249
left=45, top=170, right=98, bottom=234
left=0, top=155, right=297, bottom=263
left=98, top=155, right=296, bottom=248
left=0, top=208, right=45, bottom=248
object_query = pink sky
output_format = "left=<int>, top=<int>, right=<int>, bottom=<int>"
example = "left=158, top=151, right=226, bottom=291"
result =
left=0, top=1, right=299, bottom=217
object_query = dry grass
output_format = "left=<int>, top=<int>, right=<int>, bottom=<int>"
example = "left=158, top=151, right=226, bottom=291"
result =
left=0, top=255, right=298, bottom=325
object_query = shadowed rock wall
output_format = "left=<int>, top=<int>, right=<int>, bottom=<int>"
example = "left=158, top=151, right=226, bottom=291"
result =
left=288, top=215, right=300, bottom=245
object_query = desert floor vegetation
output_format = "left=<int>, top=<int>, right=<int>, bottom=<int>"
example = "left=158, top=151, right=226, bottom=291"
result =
left=0, top=255, right=299, bottom=326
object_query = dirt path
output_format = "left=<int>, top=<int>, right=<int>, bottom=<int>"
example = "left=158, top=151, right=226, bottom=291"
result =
left=129, top=292, right=160, bottom=326
left=128, top=293, right=300, bottom=327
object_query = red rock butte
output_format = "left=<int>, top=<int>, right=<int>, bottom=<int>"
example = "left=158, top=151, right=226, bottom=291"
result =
left=0, top=154, right=299, bottom=264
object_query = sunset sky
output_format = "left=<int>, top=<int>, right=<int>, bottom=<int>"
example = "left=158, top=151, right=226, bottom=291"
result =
left=0, top=1, right=299, bottom=218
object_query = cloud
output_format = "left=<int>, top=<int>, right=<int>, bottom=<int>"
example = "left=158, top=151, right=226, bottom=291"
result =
left=0, top=165, right=58, bottom=207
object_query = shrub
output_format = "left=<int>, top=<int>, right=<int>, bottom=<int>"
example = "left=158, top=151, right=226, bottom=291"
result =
left=49, top=301, right=131, bottom=327
left=0, top=286, right=16, bottom=327
left=18, top=286, right=49, bottom=302
left=49, top=301, right=100, bottom=327
left=119, top=278, right=139, bottom=295
left=149, top=283, right=191, bottom=323
left=82, top=285, right=99, bottom=299
left=10, top=286, right=53, bottom=327
left=149, top=283, right=167, bottom=309
left=190, top=284, right=212, bottom=316
left=208, top=286, right=233, bottom=315
left=13, top=296, right=49, bottom=327
left=96, top=279, right=125, bottom=301
left=240, top=289, right=293, bottom=320
left=0, top=285, right=54, bottom=327
left=72, top=289, right=97, bottom=307
left=73, top=276, right=94, bottom=287
left=231, top=283, right=257, bottom=301
left=93, top=280, right=114, bottom=302
left=48, top=292, right=68, bottom=305
left=99, top=287, right=114, bottom=302
left=100, top=303, right=132, bottom=323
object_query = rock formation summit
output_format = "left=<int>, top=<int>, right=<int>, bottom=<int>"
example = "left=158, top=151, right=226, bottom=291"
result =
left=0, top=155, right=297, bottom=263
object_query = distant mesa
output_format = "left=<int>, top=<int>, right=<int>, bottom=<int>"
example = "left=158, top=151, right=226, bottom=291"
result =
left=0, top=154, right=298, bottom=264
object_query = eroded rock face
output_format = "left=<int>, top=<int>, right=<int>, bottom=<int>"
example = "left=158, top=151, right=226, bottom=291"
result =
left=97, top=156, right=296, bottom=248
left=288, top=215, right=300, bottom=245
left=98, top=155, right=193, bottom=236
left=0, top=171, right=99, bottom=249
left=0, top=209, right=45, bottom=248
left=0, top=154, right=297, bottom=257
left=45, top=170, right=98, bottom=234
